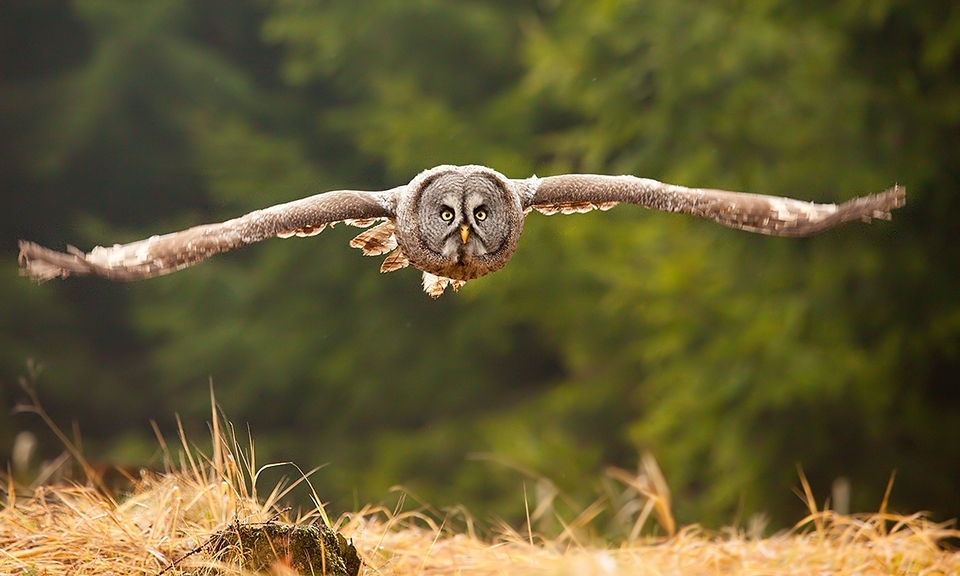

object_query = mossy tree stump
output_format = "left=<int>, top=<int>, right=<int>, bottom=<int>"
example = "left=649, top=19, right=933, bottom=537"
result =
left=204, top=522, right=361, bottom=575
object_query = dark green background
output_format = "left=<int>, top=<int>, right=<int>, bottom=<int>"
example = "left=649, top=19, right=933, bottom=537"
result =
left=2, top=0, right=958, bottom=535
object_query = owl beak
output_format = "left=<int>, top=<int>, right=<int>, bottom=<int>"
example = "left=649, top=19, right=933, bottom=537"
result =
left=459, top=224, right=470, bottom=244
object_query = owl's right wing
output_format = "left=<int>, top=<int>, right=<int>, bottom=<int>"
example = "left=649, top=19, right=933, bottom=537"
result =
left=522, top=174, right=905, bottom=237
left=19, top=187, right=402, bottom=282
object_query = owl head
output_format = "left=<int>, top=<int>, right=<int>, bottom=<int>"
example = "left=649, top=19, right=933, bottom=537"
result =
left=395, top=165, right=525, bottom=282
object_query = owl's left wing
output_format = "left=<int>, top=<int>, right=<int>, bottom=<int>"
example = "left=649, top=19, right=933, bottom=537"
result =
left=522, top=175, right=905, bottom=236
left=19, top=187, right=402, bottom=282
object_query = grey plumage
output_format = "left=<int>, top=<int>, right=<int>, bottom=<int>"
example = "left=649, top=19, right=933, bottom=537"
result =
left=18, top=164, right=905, bottom=297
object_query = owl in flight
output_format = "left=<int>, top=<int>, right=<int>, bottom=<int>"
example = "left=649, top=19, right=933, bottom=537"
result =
left=19, top=165, right=905, bottom=297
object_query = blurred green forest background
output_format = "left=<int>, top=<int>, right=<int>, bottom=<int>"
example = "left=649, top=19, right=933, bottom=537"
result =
left=2, top=0, right=958, bottom=533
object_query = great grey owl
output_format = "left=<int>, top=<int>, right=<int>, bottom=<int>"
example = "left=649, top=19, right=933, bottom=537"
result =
left=18, top=164, right=905, bottom=297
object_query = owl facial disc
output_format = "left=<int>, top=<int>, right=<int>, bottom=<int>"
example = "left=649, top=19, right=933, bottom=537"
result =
left=395, top=165, right=525, bottom=282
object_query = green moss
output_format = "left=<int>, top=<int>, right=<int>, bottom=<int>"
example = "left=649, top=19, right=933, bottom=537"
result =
left=206, top=522, right=361, bottom=575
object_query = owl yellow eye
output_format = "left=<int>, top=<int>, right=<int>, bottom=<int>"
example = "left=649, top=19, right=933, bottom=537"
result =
left=440, top=208, right=455, bottom=222
left=474, top=208, right=487, bottom=221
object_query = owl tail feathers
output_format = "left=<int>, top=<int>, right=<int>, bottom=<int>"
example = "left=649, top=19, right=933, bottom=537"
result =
left=18, top=241, right=96, bottom=281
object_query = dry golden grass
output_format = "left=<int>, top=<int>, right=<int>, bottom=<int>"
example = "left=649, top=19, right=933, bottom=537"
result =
left=2, top=389, right=958, bottom=575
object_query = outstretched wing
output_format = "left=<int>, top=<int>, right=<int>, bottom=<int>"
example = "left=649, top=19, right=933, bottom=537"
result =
left=524, top=175, right=905, bottom=236
left=19, top=187, right=402, bottom=282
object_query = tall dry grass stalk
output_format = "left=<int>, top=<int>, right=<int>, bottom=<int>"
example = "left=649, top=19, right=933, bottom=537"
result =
left=2, top=385, right=958, bottom=575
